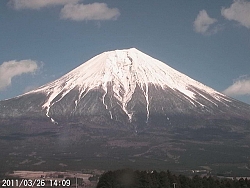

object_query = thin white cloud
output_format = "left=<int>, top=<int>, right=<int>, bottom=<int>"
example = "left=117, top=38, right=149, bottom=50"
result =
left=221, top=0, right=250, bottom=29
left=223, top=76, right=250, bottom=96
left=193, top=10, right=218, bottom=35
left=23, top=85, right=39, bottom=93
left=0, top=60, right=38, bottom=90
left=60, top=2, right=120, bottom=21
left=8, top=0, right=79, bottom=10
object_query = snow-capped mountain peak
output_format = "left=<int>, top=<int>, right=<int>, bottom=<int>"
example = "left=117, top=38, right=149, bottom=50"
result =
left=25, top=48, right=232, bottom=121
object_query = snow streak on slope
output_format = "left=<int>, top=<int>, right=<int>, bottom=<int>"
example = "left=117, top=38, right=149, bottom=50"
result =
left=26, top=48, right=231, bottom=121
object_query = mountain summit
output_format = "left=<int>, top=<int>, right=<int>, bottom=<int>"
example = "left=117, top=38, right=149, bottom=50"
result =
left=1, top=48, right=250, bottom=124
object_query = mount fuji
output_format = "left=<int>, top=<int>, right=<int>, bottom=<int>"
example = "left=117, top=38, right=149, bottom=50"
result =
left=1, top=48, right=250, bottom=125
left=1, top=48, right=250, bottom=175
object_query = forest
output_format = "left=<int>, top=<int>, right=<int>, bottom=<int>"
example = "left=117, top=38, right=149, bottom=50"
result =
left=97, top=169, right=250, bottom=188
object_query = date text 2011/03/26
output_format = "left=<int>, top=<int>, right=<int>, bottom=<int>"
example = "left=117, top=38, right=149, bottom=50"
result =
left=2, top=179, right=71, bottom=187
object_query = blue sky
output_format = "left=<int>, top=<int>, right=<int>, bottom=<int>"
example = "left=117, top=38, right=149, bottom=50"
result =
left=0, top=0, right=250, bottom=104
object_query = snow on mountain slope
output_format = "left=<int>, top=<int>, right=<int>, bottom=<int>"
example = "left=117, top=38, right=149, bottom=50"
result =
left=25, top=48, right=232, bottom=121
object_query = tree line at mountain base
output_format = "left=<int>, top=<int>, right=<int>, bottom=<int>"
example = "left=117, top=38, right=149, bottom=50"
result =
left=97, top=169, right=250, bottom=188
